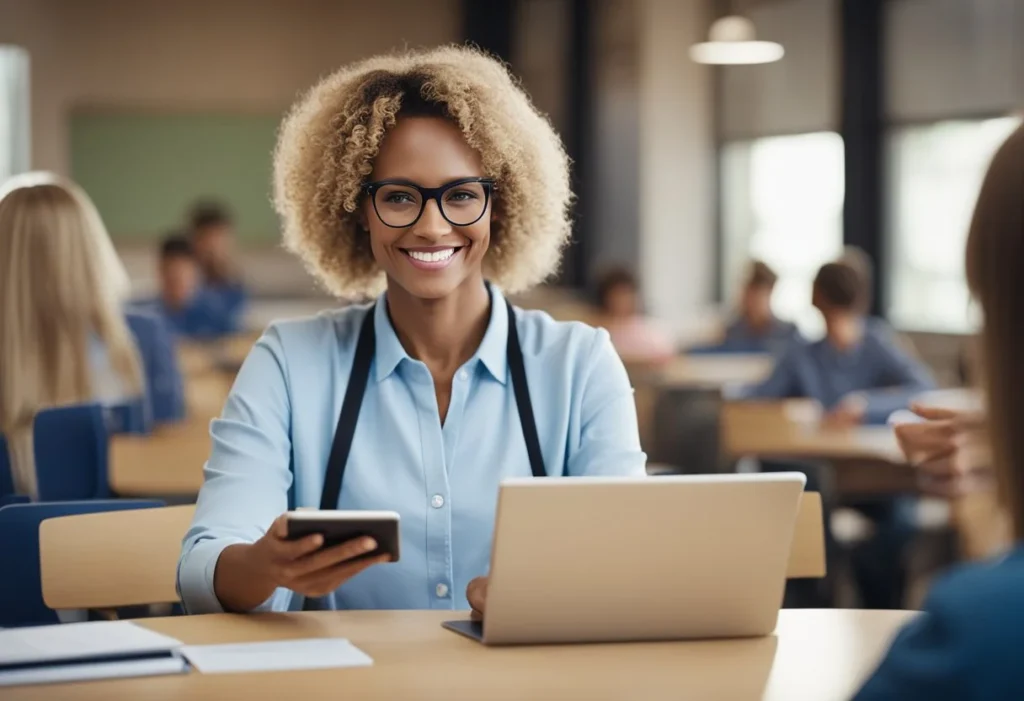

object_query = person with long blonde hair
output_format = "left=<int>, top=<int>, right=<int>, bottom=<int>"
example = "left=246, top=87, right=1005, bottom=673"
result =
left=0, top=173, right=148, bottom=497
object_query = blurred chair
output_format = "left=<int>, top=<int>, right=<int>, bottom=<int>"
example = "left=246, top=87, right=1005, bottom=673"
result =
left=40, top=504, right=194, bottom=611
left=0, top=499, right=163, bottom=627
left=103, top=399, right=150, bottom=435
left=33, top=403, right=109, bottom=500
left=126, top=309, right=187, bottom=425
left=647, top=387, right=724, bottom=473
left=0, top=432, right=14, bottom=500
left=788, top=492, right=827, bottom=579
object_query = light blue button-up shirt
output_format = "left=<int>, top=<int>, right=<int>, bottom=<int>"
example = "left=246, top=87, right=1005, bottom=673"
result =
left=178, top=287, right=646, bottom=614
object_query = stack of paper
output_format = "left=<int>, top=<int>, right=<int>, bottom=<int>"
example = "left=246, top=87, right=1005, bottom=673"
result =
left=0, top=621, right=187, bottom=687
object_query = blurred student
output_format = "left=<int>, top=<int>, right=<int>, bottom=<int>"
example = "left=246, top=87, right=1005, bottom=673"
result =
left=854, top=124, right=1024, bottom=701
left=594, top=267, right=675, bottom=363
left=0, top=173, right=184, bottom=497
left=744, top=259, right=935, bottom=426
left=188, top=201, right=247, bottom=327
left=153, top=234, right=237, bottom=340
left=715, top=261, right=801, bottom=354
left=742, top=259, right=936, bottom=609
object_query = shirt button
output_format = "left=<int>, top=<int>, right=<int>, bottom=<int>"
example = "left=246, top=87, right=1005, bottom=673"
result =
left=431, top=494, right=445, bottom=509
left=457, top=369, right=469, bottom=381
left=436, top=583, right=449, bottom=598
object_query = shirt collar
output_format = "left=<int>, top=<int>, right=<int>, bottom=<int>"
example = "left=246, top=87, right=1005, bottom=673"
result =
left=372, top=284, right=509, bottom=385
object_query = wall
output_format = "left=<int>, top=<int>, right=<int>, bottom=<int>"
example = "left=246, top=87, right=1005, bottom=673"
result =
left=0, top=0, right=460, bottom=297
left=636, top=0, right=714, bottom=336
left=0, top=0, right=460, bottom=175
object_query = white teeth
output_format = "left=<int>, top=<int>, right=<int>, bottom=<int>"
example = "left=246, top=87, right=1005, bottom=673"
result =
left=408, top=248, right=456, bottom=263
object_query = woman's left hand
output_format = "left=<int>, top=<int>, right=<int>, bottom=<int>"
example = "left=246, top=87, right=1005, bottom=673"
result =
left=466, top=576, right=488, bottom=620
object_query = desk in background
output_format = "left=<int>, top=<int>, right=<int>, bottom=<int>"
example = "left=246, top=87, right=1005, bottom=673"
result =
left=4, top=609, right=914, bottom=701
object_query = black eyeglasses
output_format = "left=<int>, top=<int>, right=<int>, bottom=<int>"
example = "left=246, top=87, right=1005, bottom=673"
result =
left=362, top=177, right=496, bottom=228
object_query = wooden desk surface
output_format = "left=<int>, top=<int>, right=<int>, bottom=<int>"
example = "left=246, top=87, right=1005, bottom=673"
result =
left=5, top=609, right=913, bottom=701
left=109, top=419, right=210, bottom=496
left=722, top=401, right=904, bottom=463
left=647, top=353, right=775, bottom=389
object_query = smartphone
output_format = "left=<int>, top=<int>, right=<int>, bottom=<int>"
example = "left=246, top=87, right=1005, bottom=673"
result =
left=285, top=510, right=401, bottom=562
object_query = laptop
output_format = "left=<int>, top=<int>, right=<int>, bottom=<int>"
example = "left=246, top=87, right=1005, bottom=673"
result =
left=443, top=472, right=806, bottom=645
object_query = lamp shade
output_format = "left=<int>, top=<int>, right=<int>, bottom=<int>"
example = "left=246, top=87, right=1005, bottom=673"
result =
left=690, top=15, right=784, bottom=65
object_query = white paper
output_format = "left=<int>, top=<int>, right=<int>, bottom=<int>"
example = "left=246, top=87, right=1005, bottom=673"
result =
left=0, top=654, right=187, bottom=687
left=0, top=621, right=183, bottom=666
left=180, top=638, right=373, bottom=674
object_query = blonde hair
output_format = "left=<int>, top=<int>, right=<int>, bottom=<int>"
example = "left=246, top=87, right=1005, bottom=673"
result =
left=0, top=173, right=143, bottom=496
left=273, top=45, right=572, bottom=299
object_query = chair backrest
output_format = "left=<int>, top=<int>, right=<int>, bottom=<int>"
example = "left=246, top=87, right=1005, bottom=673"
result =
left=788, top=492, right=826, bottom=579
left=40, top=504, right=195, bottom=610
left=33, top=403, right=109, bottom=500
left=0, top=432, right=13, bottom=499
left=0, top=500, right=163, bottom=627
left=103, top=400, right=150, bottom=436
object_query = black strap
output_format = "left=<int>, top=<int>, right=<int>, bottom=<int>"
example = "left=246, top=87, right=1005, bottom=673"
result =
left=318, top=298, right=546, bottom=510
left=318, top=306, right=377, bottom=510
left=504, top=300, right=546, bottom=479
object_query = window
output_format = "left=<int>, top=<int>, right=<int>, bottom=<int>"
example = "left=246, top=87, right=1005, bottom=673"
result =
left=721, top=131, right=845, bottom=336
left=0, top=46, right=31, bottom=182
left=886, top=116, right=1021, bottom=333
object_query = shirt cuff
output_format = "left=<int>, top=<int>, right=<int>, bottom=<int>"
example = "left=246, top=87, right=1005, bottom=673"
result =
left=177, top=536, right=249, bottom=615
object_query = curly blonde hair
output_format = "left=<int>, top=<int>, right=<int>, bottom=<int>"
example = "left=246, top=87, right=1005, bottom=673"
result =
left=273, top=45, right=573, bottom=299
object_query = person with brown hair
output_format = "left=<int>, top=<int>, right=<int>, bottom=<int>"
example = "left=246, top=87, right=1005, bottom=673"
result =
left=593, top=266, right=674, bottom=363
left=715, top=260, right=801, bottom=354
left=186, top=201, right=247, bottom=328
left=741, top=256, right=936, bottom=610
left=745, top=258, right=934, bottom=426
left=178, top=46, right=645, bottom=618
left=854, top=125, right=1024, bottom=699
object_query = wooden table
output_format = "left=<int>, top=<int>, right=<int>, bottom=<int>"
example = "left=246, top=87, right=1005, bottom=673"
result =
left=5, top=609, right=913, bottom=700
left=644, top=353, right=774, bottom=389
left=109, top=419, right=211, bottom=496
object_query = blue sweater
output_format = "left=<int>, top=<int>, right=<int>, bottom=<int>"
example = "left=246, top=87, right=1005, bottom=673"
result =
left=855, top=546, right=1024, bottom=700
left=740, top=319, right=935, bottom=424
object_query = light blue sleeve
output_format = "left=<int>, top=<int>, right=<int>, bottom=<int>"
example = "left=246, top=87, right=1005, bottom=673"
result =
left=859, top=328, right=936, bottom=425
left=177, top=326, right=296, bottom=614
left=566, top=329, right=647, bottom=477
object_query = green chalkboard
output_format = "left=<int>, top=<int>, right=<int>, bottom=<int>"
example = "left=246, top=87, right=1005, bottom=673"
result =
left=70, top=111, right=283, bottom=243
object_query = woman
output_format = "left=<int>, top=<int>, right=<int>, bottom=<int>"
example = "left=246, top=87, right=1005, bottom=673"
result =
left=855, top=125, right=1024, bottom=698
left=593, top=267, right=674, bottom=364
left=178, top=46, right=646, bottom=616
left=0, top=173, right=183, bottom=497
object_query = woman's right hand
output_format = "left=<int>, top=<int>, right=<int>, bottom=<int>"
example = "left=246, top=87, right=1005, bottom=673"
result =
left=214, top=514, right=390, bottom=612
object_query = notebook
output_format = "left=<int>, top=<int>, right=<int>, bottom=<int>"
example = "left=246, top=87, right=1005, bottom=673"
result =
left=0, top=620, right=187, bottom=687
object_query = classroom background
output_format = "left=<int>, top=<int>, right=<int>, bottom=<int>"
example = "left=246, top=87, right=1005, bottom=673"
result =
left=1, top=0, right=1021, bottom=697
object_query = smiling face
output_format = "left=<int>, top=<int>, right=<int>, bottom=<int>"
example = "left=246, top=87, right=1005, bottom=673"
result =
left=363, top=116, right=491, bottom=301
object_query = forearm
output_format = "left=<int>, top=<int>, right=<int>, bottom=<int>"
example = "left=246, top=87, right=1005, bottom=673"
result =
left=213, top=543, right=278, bottom=613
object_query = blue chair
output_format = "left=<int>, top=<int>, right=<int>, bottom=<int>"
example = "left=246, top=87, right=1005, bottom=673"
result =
left=0, top=432, right=13, bottom=500
left=125, top=309, right=187, bottom=426
left=0, top=499, right=163, bottom=627
left=33, top=403, right=109, bottom=501
left=103, top=400, right=149, bottom=435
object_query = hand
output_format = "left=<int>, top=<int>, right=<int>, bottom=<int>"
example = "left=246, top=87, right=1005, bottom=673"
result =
left=466, top=576, right=489, bottom=621
left=822, top=395, right=867, bottom=428
left=215, top=514, right=390, bottom=611
left=893, top=404, right=990, bottom=497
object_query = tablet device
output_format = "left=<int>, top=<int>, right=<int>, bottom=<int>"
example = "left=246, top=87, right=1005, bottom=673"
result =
left=285, top=510, right=401, bottom=562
